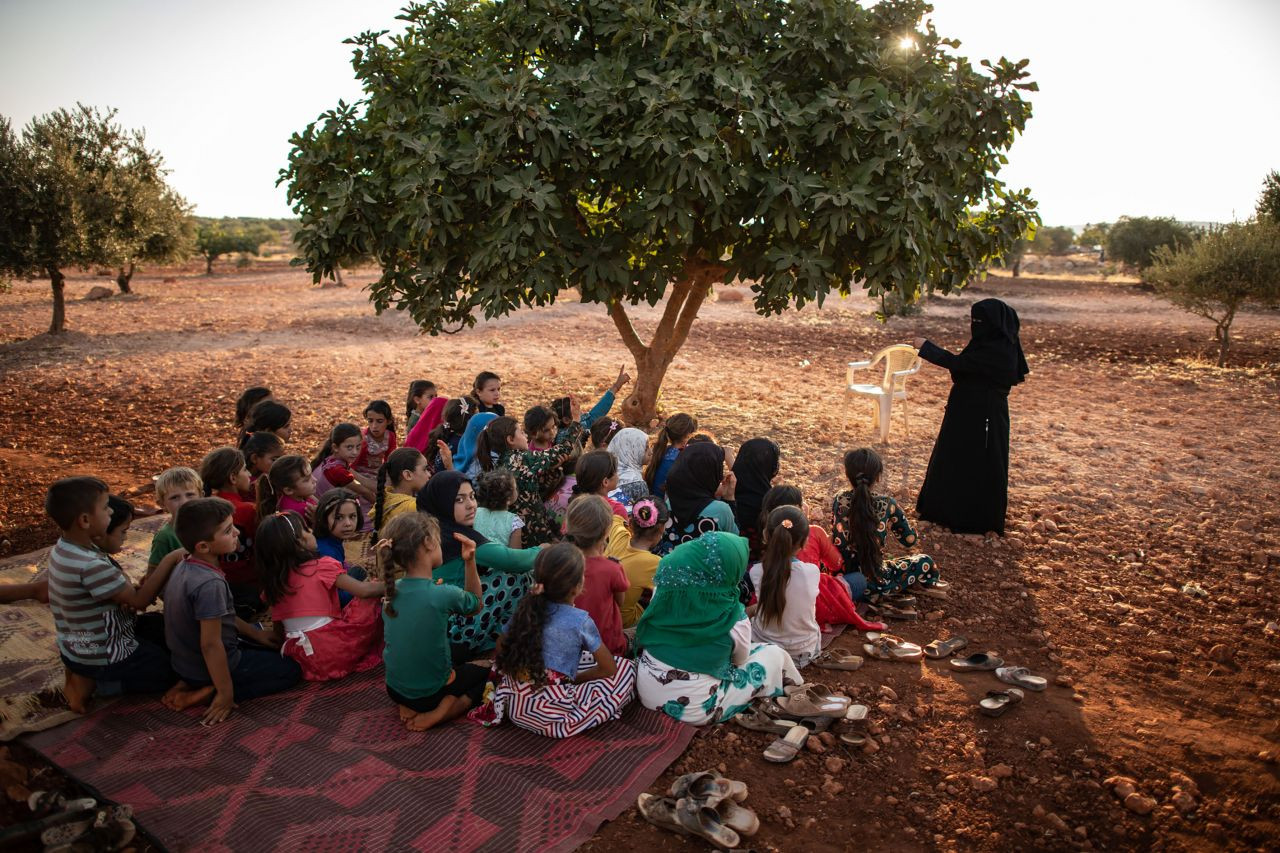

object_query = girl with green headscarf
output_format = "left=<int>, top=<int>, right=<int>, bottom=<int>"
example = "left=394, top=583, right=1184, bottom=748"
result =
left=634, top=531, right=802, bottom=725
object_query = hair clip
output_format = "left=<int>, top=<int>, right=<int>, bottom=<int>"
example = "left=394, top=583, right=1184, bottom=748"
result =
left=608, top=420, right=620, bottom=434
left=631, top=499, right=659, bottom=528
left=530, top=582, right=545, bottom=595
left=780, top=518, right=793, bottom=529
left=375, top=537, right=394, bottom=550
left=459, top=398, right=470, bottom=416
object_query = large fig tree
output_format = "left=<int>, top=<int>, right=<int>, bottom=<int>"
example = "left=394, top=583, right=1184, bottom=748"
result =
left=284, top=0, right=1037, bottom=423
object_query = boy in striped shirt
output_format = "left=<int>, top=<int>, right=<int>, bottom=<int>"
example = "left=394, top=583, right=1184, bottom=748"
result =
left=46, top=477, right=181, bottom=713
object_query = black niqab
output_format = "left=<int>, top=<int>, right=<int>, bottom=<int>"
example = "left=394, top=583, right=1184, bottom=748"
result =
left=960, top=298, right=1029, bottom=387
left=417, top=469, right=488, bottom=564
left=731, top=438, right=780, bottom=532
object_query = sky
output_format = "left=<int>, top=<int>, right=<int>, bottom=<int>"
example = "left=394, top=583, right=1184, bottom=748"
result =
left=1, top=0, right=1277, bottom=227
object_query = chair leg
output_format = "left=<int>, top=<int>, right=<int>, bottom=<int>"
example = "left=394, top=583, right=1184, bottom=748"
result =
left=869, top=398, right=880, bottom=435
left=879, top=397, right=892, bottom=444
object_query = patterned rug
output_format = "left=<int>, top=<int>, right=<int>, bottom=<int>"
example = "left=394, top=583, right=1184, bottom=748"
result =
left=0, top=515, right=165, bottom=740
left=26, top=669, right=695, bottom=852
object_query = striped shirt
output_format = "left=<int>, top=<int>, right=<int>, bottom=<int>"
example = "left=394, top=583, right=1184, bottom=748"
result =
left=48, top=538, right=136, bottom=666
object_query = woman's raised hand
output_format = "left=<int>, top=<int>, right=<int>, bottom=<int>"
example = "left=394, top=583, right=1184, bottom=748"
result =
left=454, top=532, right=477, bottom=562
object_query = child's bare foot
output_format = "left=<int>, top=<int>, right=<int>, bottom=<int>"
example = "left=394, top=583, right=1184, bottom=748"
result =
left=397, top=704, right=417, bottom=722
left=63, top=669, right=95, bottom=714
left=405, top=709, right=446, bottom=732
left=161, top=682, right=214, bottom=711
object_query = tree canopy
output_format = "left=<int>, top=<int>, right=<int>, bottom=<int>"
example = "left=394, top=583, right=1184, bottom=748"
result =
left=1146, top=219, right=1280, bottom=366
left=0, top=105, right=187, bottom=332
left=1257, top=170, right=1280, bottom=225
left=1030, top=225, right=1074, bottom=255
left=1106, top=216, right=1196, bottom=271
left=194, top=221, right=274, bottom=274
left=284, top=0, right=1038, bottom=420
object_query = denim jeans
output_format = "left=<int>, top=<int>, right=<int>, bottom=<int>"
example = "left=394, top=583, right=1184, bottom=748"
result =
left=185, top=646, right=301, bottom=701
left=841, top=571, right=869, bottom=603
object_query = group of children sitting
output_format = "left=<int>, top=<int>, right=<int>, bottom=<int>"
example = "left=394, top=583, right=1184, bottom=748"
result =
left=18, top=370, right=943, bottom=736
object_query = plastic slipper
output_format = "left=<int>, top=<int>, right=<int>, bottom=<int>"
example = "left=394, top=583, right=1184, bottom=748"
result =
left=776, top=687, right=851, bottom=718
left=863, top=634, right=924, bottom=661
left=813, top=652, right=864, bottom=671
left=995, top=666, right=1048, bottom=692
left=869, top=601, right=919, bottom=621
left=715, top=798, right=760, bottom=837
left=758, top=697, right=835, bottom=731
left=844, top=703, right=869, bottom=722
left=924, top=636, right=969, bottom=659
left=762, top=725, right=809, bottom=763
left=839, top=732, right=867, bottom=746
left=732, top=706, right=798, bottom=735
left=670, top=771, right=748, bottom=807
left=637, top=794, right=689, bottom=837
left=918, top=583, right=949, bottom=600
left=675, top=796, right=742, bottom=849
left=979, top=688, right=1025, bottom=717
left=950, top=652, right=1004, bottom=672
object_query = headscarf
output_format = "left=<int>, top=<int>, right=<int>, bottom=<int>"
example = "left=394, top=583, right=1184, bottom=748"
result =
left=663, top=441, right=725, bottom=528
left=416, top=470, right=488, bottom=564
left=608, top=428, right=649, bottom=488
left=961, top=298, right=1029, bottom=387
left=635, top=532, right=749, bottom=678
left=454, top=412, right=497, bottom=478
left=403, top=396, right=448, bottom=452
left=730, top=437, right=780, bottom=532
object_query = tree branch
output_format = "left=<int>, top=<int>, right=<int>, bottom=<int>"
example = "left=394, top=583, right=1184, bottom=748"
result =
left=608, top=299, right=647, bottom=360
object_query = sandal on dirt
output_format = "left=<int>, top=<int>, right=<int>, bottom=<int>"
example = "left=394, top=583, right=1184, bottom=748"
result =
left=950, top=652, right=1004, bottom=672
left=844, top=703, right=869, bottom=722
left=670, top=771, right=748, bottom=807
left=812, top=652, right=864, bottom=671
left=637, top=793, right=688, bottom=836
left=763, top=724, right=810, bottom=763
left=733, top=706, right=798, bottom=735
left=675, top=796, right=743, bottom=849
left=863, top=634, right=924, bottom=661
left=759, top=696, right=835, bottom=731
left=979, top=688, right=1025, bottom=717
left=995, top=666, right=1048, bottom=691
left=776, top=687, right=851, bottom=718
left=839, top=732, right=867, bottom=747
left=715, top=798, right=760, bottom=837
left=869, top=601, right=919, bottom=621
left=918, top=582, right=950, bottom=600
left=923, top=636, right=969, bottom=659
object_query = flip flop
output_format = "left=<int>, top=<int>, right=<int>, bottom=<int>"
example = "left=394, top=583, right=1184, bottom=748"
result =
left=675, top=796, right=743, bottom=849
left=637, top=794, right=688, bottom=837
left=924, top=636, right=969, bottom=659
left=812, top=652, right=864, bottom=671
left=775, top=687, right=851, bottom=719
left=979, top=688, right=1025, bottom=717
left=763, top=724, right=810, bottom=763
left=950, top=652, right=1004, bottom=672
left=995, top=666, right=1048, bottom=691
left=670, top=771, right=748, bottom=807
left=732, top=706, right=798, bottom=735
left=715, top=798, right=760, bottom=837
left=863, top=634, right=924, bottom=661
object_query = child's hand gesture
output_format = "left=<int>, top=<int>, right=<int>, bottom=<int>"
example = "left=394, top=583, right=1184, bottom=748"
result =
left=716, top=470, right=737, bottom=501
left=202, top=691, right=236, bottom=726
left=437, top=440, right=454, bottom=471
left=568, top=394, right=582, bottom=421
left=611, top=365, right=632, bottom=394
left=454, top=532, right=477, bottom=563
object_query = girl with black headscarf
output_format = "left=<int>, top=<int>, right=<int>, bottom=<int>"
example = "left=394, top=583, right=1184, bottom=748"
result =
left=416, top=470, right=539, bottom=657
left=731, top=437, right=780, bottom=559
left=659, top=440, right=738, bottom=554
left=914, top=298, right=1029, bottom=535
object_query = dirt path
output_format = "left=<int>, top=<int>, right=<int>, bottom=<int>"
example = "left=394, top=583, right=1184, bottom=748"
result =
left=1, top=265, right=1278, bottom=850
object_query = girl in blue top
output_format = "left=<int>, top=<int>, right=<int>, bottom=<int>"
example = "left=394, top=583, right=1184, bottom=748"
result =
left=643, top=413, right=698, bottom=498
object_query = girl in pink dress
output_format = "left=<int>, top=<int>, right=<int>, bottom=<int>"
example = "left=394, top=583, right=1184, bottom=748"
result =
left=257, top=511, right=385, bottom=681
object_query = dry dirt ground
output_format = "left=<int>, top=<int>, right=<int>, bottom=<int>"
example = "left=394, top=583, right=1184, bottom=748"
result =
left=1, top=263, right=1278, bottom=851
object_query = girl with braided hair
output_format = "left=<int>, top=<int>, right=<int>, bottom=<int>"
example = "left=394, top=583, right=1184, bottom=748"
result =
left=480, top=543, right=635, bottom=738
left=830, top=448, right=940, bottom=600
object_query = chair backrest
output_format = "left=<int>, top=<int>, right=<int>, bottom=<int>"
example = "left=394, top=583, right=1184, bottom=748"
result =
left=871, top=344, right=920, bottom=393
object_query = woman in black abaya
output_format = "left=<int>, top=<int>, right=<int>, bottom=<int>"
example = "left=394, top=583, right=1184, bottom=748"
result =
left=913, top=298, right=1029, bottom=535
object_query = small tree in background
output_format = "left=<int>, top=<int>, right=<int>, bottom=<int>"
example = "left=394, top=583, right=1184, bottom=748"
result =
left=0, top=105, right=183, bottom=332
left=284, top=0, right=1039, bottom=422
left=115, top=188, right=195, bottom=293
left=1146, top=220, right=1280, bottom=366
left=1030, top=225, right=1074, bottom=255
left=1257, top=170, right=1280, bottom=224
left=195, top=221, right=272, bottom=274
left=1106, top=216, right=1196, bottom=271
left=1078, top=222, right=1110, bottom=259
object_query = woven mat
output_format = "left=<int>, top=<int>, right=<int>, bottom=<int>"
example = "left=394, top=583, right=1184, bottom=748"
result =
left=0, top=515, right=165, bottom=741
left=26, top=669, right=696, bottom=852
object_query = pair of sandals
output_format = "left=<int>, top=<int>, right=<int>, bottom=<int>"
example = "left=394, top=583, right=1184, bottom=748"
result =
left=950, top=654, right=1049, bottom=691
left=637, top=771, right=758, bottom=850
left=863, top=632, right=924, bottom=661
left=38, top=802, right=135, bottom=853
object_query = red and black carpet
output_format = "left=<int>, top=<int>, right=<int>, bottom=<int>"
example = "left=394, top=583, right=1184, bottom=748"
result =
left=24, top=668, right=695, bottom=851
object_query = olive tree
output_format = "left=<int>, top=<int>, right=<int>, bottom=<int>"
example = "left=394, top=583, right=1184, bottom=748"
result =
left=1257, top=170, right=1280, bottom=225
left=195, top=221, right=273, bottom=274
left=0, top=106, right=185, bottom=331
left=1146, top=220, right=1280, bottom=367
left=1106, top=216, right=1196, bottom=271
left=284, top=0, right=1038, bottom=422
left=115, top=188, right=194, bottom=293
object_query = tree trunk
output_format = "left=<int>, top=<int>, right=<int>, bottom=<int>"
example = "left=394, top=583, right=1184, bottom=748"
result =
left=115, top=262, right=135, bottom=294
left=1012, top=257, right=1021, bottom=277
left=608, top=259, right=722, bottom=425
left=49, top=268, right=66, bottom=334
left=205, top=254, right=215, bottom=275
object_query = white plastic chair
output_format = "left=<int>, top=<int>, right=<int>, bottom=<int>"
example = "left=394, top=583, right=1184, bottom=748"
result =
left=847, top=344, right=922, bottom=444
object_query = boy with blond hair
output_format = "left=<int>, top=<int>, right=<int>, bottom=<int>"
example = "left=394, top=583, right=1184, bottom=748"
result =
left=147, top=467, right=202, bottom=573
